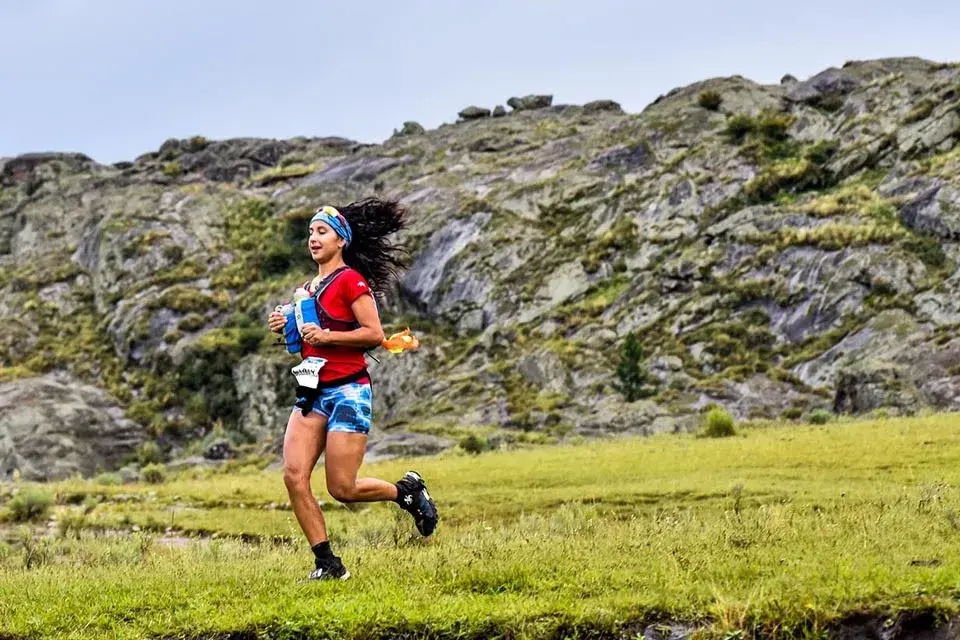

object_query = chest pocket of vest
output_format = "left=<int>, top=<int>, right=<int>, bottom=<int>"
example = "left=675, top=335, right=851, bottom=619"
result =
left=309, top=267, right=362, bottom=333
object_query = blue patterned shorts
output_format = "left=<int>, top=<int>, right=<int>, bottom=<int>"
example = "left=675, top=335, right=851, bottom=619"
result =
left=305, top=382, right=373, bottom=435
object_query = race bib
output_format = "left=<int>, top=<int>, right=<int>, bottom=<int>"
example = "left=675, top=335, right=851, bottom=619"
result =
left=291, top=357, right=327, bottom=389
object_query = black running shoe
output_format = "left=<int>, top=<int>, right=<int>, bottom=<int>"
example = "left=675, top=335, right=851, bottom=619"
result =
left=396, top=471, right=439, bottom=537
left=307, top=555, right=350, bottom=581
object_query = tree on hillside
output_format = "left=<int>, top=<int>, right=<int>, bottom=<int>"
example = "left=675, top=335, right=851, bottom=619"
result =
left=615, top=332, right=656, bottom=402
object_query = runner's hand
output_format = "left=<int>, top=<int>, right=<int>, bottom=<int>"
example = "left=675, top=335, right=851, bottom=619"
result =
left=301, top=323, right=330, bottom=345
left=268, top=311, right=285, bottom=334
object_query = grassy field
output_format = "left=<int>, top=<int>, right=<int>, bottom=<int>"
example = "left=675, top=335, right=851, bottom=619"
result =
left=2, top=414, right=960, bottom=639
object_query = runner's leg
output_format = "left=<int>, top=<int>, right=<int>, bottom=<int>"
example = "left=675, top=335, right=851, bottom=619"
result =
left=282, top=408, right=328, bottom=545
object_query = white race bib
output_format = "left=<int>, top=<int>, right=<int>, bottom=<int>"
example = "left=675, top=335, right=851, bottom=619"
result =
left=291, top=357, right=327, bottom=389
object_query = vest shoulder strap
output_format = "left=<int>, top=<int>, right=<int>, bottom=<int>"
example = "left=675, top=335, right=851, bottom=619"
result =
left=310, top=266, right=351, bottom=299
left=312, top=266, right=363, bottom=325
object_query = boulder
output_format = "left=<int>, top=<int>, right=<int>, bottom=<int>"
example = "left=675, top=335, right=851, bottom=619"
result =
left=784, top=68, right=860, bottom=105
left=458, top=106, right=491, bottom=120
left=833, top=362, right=922, bottom=415
left=517, top=350, right=568, bottom=394
left=364, top=432, right=454, bottom=462
left=0, top=152, right=94, bottom=187
left=507, top=95, right=553, bottom=111
left=575, top=396, right=665, bottom=434
left=395, top=121, right=426, bottom=137
left=898, top=109, right=960, bottom=156
left=0, top=374, right=144, bottom=481
left=898, top=184, right=960, bottom=240
left=456, top=307, right=486, bottom=334
left=583, top=99, right=623, bottom=114
left=203, top=439, right=235, bottom=460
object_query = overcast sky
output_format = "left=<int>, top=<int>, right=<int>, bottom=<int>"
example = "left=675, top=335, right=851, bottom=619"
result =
left=1, top=0, right=956, bottom=164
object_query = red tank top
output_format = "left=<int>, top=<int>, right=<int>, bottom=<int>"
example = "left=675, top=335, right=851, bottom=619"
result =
left=300, top=267, right=373, bottom=384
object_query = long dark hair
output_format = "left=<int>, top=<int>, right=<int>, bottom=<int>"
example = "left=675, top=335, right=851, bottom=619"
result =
left=338, top=197, right=409, bottom=297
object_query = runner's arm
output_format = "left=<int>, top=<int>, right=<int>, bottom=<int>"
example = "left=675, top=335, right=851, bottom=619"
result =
left=301, top=294, right=384, bottom=348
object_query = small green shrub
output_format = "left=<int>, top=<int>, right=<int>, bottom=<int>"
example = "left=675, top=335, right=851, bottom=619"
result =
left=781, top=407, right=804, bottom=420
left=57, top=510, right=88, bottom=539
left=178, top=313, right=207, bottom=332
left=903, top=100, right=935, bottom=124
left=260, top=245, right=293, bottom=277
left=701, top=407, right=736, bottom=438
left=19, top=529, right=52, bottom=569
left=774, top=222, right=906, bottom=250
left=176, top=326, right=267, bottom=429
left=140, top=464, right=167, bottom=485
left=743, top=158, right=828, bottom=202
left=804, top=140, right=840, bottom=165
left=808, top=408, right=833, bottom=425
left=460, top=433, right=490, bottom=455
left=126, top=401, right=162, bottom=429
left=224, top=312, right=256, bottom=329
left=697, top=90, right=723, bottom=111
left=756, top=112, right=793, bottom=142
left=137, top=441, right=163, bottom=466
left=162, top=244, right=185, bottom=263
left=7, top=489, right=53, bottom=522
left=184, top=136, right=209, bottom=152
left=812, top=93, right=847, bottom=112
left=94, top=473, right=122, bottom=486
left=723, top=114, right=757, bottom=144
left=582, top=217, right=639, bottom=273
left=155, top=285, right=214, bottom=314
left=903, top=234, right=947, bottom=269
left=162, top=162, right=183, bottom=178
left=249, top=163, right=315, bottom=186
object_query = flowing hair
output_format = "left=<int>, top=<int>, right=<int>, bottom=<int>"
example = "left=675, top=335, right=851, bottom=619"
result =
left=337, top=197, right=410, bottom=297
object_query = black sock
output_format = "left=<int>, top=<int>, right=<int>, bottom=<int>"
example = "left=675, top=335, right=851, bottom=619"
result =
left=395, top=481, right=413, bottom=506
left=312, top=541, right=334, bottom=563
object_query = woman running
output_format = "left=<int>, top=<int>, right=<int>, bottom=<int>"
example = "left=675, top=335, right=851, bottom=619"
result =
left=267, top=198, right=438, bottom=581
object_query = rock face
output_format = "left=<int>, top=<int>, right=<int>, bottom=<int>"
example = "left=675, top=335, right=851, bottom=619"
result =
left=898, top=183, right=960, bottom=240
left=0, top=374, right=144, bottom=481
left=784, top=67, right=860, bottom=105
left=3, top=57, right=960, bottom=476
left=234, top=354, right=295, bottom=442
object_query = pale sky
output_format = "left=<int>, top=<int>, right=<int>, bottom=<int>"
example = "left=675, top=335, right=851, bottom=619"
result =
left=1, top=0, right=956, bottom=164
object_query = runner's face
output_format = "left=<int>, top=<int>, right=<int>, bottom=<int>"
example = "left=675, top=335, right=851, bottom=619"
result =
left=308, top=220, right=344, bottom=262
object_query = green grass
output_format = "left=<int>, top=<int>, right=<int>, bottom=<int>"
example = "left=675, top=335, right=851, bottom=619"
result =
left=4, top=414, right=960, bottom=638
left=248, top=163, right=317, bottom=187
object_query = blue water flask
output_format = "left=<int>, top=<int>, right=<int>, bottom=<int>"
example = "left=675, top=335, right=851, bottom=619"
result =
left=277, top=303, right=301, bottom=353
left=293, top=287, right=320, bottom=333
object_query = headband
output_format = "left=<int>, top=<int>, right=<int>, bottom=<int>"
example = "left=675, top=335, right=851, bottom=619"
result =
left=310, top=205, right=352, bottom=246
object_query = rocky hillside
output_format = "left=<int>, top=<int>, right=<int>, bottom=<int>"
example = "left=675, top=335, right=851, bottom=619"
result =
left=4, top=56, right=960, bottom=480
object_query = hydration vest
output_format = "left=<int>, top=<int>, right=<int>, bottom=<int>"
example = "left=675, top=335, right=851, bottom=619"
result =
left=291, top=266, right=374, bottom=410
left=305, top=266, right=362, bottom=334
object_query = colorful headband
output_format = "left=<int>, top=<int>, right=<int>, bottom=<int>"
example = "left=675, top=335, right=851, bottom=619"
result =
left=310, top=205, right=352, bottom=246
